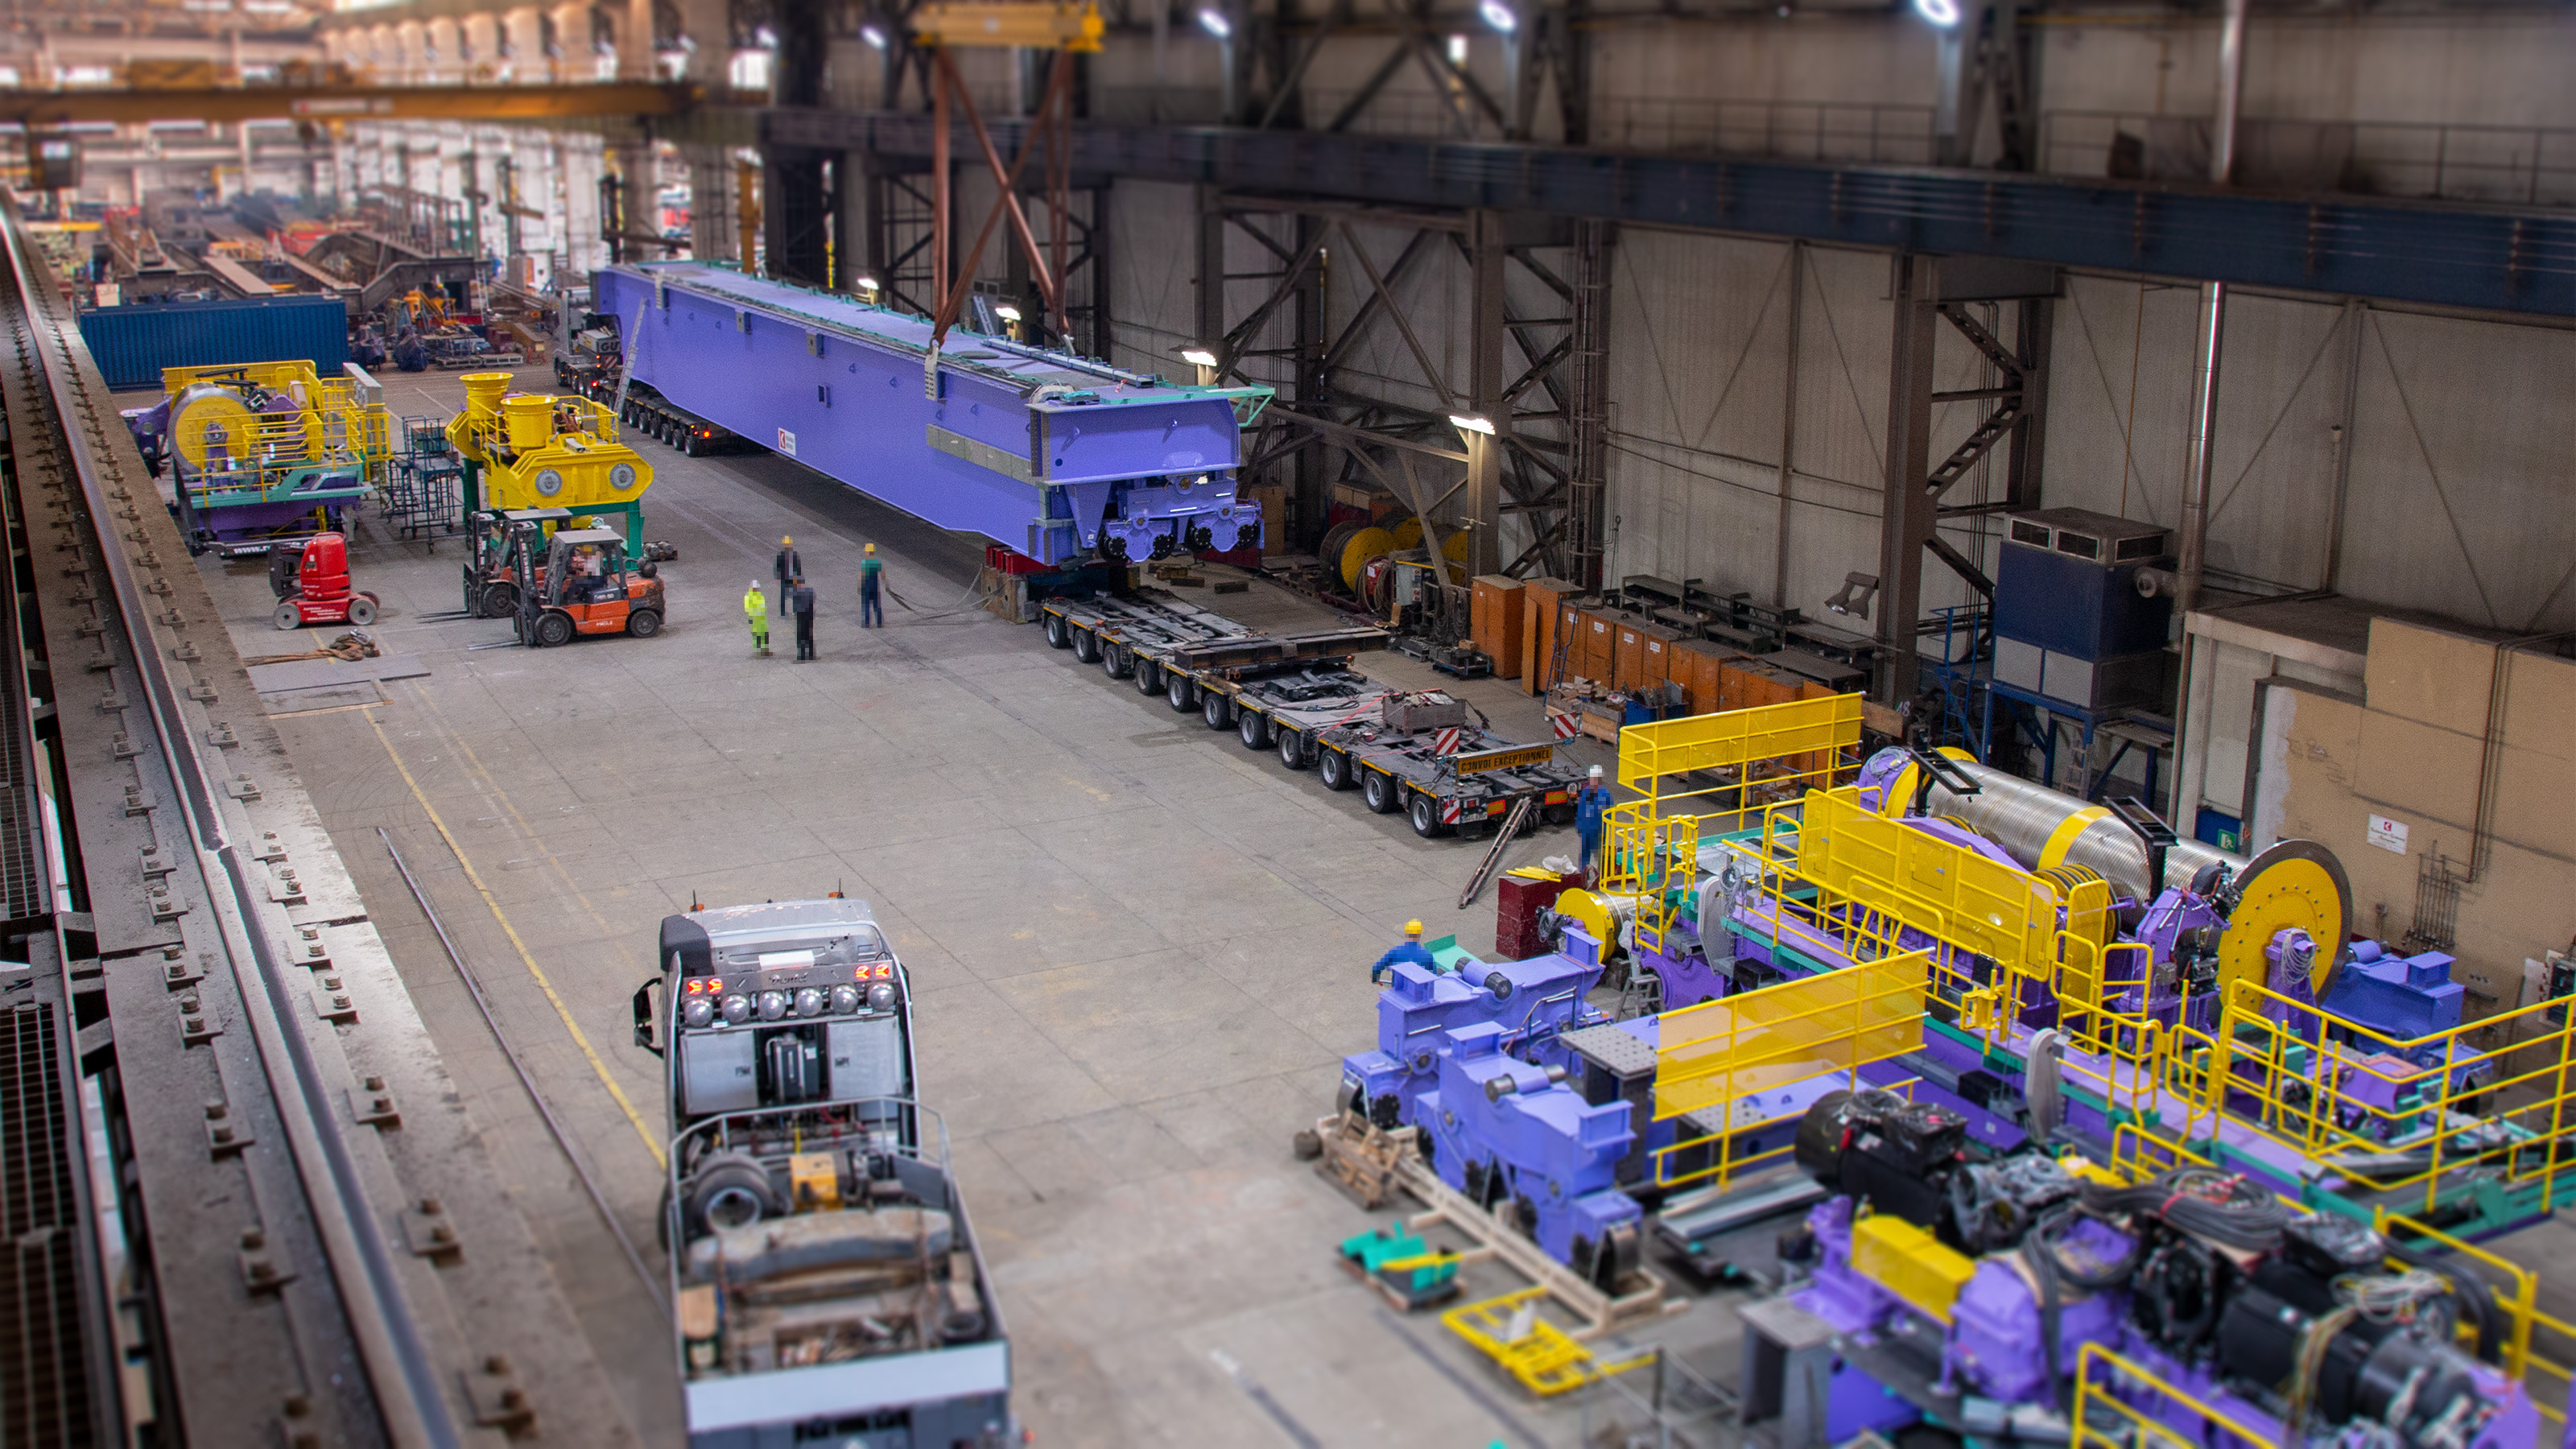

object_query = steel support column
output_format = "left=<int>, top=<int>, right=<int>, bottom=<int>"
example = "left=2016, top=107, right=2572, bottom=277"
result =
left=1563, top=216, right=1610, bottom=590
left=1878, top=254, right=1939, bottom=703
left=1464, top=208, right=1506, bottom=579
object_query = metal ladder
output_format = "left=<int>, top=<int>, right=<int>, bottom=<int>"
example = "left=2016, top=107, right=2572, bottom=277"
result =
left=1458, top=796, right=1538, bottom=909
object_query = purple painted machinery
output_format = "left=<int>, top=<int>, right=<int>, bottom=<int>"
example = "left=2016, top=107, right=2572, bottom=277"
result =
left=1744, top=1088, right=2539, bottom=1449
left=593, top=263, right=1270, bottom=568
left=1338, top=929, right=1610, bottom=1135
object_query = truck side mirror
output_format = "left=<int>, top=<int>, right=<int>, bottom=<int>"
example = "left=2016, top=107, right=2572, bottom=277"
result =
left=631, top=976, right=663, bottom=1058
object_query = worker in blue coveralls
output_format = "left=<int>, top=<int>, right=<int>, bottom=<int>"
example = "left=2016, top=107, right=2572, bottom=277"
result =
left=1371, top=920, right=1435, bottom=985
left=1575, top=764, right=1612, bottom=883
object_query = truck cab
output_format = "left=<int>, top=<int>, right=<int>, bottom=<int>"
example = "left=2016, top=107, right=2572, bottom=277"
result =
left=632, top=899, right=1010, bottom=1449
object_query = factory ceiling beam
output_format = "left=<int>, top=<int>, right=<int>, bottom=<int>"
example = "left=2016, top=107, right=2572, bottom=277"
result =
left=767, top=109, right=2576, bottom=317
left=0, top=81, right=700, bottom=126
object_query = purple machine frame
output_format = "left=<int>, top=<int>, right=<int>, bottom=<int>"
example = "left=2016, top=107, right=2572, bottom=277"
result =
left=592, top=263, right=1270, bottom=568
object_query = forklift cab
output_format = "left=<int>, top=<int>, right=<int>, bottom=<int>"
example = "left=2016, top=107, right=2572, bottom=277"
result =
left=463, top=506, right=572, bottom=617
left=512, top=526, right=665, bottom=646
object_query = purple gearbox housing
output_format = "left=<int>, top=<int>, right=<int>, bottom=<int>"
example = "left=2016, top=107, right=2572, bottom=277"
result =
left=1416, top=1020, right=1641, bottom=1272
left=594, top=263, right=1270, bottom=568
left=1339, top=927, right=1608, bottom=1133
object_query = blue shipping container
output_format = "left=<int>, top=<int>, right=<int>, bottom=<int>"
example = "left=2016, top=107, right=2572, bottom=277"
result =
left=78, top=294, right=348, bottom=390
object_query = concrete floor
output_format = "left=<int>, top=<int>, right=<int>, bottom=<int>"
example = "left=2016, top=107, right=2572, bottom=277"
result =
left=198, top=365, right=1750, bottom=1447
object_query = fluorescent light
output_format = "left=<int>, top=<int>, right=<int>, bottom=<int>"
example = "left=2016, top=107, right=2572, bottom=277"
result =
left=994, top=303, right=1022, bottom=321
left=1449, top=414, right=1494, bottom=436
left=1446, top=33, right=1468, bottom=64
left=1195, top=7, right=1230, bottom=39
left=859, top=23, right=888, bottom=49
left=1180, top=348, right=1217, bottom=367
left=853, top=275, right=881, bottom=292
left=1478, top=0, right=1517, bottom=32
left=1913, top=0, right=1959, bottom=23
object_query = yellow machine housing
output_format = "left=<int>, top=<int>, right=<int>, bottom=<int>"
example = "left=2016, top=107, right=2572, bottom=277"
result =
left=1849, top=1213, right=1975, bottom=1324
left=447, top=371, right=652, bottom=537
left=159, top=359, right=393, bottom=477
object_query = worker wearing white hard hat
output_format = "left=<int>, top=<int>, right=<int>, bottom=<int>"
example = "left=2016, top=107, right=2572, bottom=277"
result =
left=1370, top=919, right=1437, bottom=986
left=742, top=580, right=770, bottom=655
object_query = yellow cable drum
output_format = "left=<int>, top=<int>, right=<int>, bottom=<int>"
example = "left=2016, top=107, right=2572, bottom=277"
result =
left=170, top=382, right=320, bottom=471
left=1338, top=526, right=1394, bottom=588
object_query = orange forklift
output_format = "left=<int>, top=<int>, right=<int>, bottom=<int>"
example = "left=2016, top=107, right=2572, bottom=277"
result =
left=510, top=526, right=667, bottom=646
left=462, top=506, right=573, bottom=618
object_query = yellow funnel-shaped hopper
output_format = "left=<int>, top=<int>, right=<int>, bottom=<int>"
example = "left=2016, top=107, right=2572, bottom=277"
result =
left=502, top=396, right=555, bottom=452
left=460, top=372, right=513, bottom=422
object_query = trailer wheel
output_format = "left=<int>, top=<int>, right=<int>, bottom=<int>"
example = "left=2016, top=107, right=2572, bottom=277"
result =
left=1363, top=770, right=1398, bottom=815
left=1134, top=659, right=1162, bottom=695
left=1542, top=802, right=1575, bottom=827
left=1202, top=691, right=1231, bottom=730
left=684, top=431, right=702, bottom=457
left=1278, top=729, right=1307, bottom=770
left=1237, top=709, right=1270, bottom=750
left=1044, top=613, right=1071, bottom=649
left=1102, top=642, right=1133, bottom=679
left=1319, top=749, right=1353, bottom=791
left=1071, top=626, right=1100, bottom=663
left=1166, top=672, right=1196, bottom=712
left=1410, top=792, right=1446, bottom=839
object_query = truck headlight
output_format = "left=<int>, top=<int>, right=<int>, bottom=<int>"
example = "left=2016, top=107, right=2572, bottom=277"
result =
left=867, top=983, right=897, bottom=1011
left=758, top=990, right=788, bottom=1021
left=721, top=994, right=750, bottom=1024
left=830, top=985, right=860, bottom=1013
left=683, top=997, right=714, bottom=1028
left=795, top=987, right=824, bottom=1017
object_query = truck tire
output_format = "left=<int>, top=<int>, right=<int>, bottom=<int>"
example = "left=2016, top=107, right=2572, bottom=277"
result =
left=1070, top=626, right=1100, bottom=663
left=1237, top=709, right=1269, bottom=750
left=1101, top=642, right=1133, bottom=679
left=1278, top=729, right=1306, bottom=770
left=1363, top=770, right=1398, bottom=815
left=1044, top=613, right=1071, bottom=649
left=1134, top=659, right=1162, bottom=695
left=1410, top=792, right=1445, bottom=839
left=1543, top=802, right=1575, bottom=826
left=1319, top=749, right=1353, bottom=791
left=1202, top=691, right=1230, bottom=730
left=686, top=1154, right=781, bottom=1233
left=1166, top=672, right=1196, bottom=712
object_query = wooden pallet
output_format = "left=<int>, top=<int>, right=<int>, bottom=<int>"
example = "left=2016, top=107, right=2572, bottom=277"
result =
left=1311, top=1110, right=1418, bottom=1210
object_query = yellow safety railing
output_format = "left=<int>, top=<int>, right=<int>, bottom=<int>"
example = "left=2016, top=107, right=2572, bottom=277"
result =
left=449, top=393, right=622, bottom=461
left=2173, top=976, right=2576, bottom=1221
left=1600, top=696, right=1862, bottom=960
left=161, top=359, right=394, bottom=493
left=1647, top=947, right=1931, bottom=1192
left=2072, top=1342, right=2277, bottom=1449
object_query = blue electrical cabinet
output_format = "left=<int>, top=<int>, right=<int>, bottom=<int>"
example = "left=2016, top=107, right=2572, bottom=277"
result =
left=1991, top=508, right=2172, bottom=712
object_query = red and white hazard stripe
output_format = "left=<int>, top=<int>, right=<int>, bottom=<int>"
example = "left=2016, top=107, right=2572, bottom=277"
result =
left=1440, top=799, right=1463, bottom=825
left=1435, top=726, right=1462, bottom=754
left=1548, top=710, right=1577, bottom=741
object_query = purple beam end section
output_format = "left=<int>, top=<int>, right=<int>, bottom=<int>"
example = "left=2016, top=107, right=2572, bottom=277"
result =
left=595, top=263, right=1272, bottom=567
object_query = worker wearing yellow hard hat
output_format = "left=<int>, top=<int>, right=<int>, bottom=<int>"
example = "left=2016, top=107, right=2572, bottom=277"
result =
left=1370, top=919, right=1436, bottom=986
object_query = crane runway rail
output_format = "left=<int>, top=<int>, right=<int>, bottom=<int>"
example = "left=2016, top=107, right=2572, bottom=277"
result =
left=0, top=192, right=635, bottom=1447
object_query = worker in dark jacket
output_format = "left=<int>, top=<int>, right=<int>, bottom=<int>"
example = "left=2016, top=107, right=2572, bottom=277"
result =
left=1371, top=920, right=1435, bottom=985
left=1575, top=765, right=1612, bottom=883
left=791, top=578, right=816, bottom=661
left=774, top=535, right=801, bottom=618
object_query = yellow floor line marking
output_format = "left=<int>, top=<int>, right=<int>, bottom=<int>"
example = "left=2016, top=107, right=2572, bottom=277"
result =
left=365, top=707, right=667, bottom=1168
left=407, top=683, right=646, bottom=981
